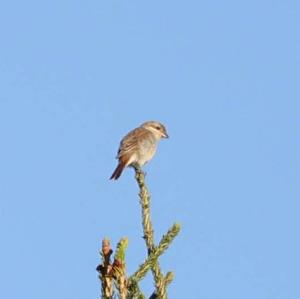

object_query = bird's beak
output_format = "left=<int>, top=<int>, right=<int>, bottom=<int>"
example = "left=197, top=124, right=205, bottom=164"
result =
left=163, top=132, right=169, bottom=138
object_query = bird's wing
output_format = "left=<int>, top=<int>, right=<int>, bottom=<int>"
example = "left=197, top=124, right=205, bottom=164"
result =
left=117, top=127, right=150, bottom=158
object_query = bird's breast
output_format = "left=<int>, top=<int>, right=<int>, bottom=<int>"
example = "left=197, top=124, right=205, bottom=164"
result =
left=136, top=136, right=157, bottom=166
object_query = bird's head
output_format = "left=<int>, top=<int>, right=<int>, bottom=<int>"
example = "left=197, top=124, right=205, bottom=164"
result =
left=141, top=121, right=169, bottom=139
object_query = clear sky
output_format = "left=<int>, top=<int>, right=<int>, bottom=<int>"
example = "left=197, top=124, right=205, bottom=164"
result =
left=0, top=1, right=299, bottom=298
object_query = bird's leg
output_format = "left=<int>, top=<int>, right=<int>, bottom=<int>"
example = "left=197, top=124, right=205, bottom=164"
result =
left=132, top=163, right=144, bottom=180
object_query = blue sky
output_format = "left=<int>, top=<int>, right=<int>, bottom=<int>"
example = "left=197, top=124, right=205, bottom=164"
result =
left=0, top=1, right=299, bottom=298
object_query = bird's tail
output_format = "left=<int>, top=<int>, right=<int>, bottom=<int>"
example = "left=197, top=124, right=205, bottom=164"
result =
left=110, top=162, right=126, bottom=180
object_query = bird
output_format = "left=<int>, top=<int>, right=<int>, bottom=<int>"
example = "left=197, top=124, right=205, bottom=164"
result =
left=110, top=121, right=169, bottom=180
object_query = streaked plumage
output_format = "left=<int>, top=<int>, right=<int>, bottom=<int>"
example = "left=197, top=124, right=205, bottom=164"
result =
left=110, top=121, right=168, bottom=180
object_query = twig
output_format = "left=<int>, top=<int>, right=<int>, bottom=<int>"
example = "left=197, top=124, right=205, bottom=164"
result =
left=96, top=238, right=114, bottom=299
left=133, top=166, right=180, bottom=299
left=129, top=223, right=180, bottom=283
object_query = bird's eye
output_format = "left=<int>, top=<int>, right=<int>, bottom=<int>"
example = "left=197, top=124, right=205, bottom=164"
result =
left=156, top=126, right=161, bottom=130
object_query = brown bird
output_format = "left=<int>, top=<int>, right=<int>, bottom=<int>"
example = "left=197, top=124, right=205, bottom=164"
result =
left=110, top=121, right=169, bottom=180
